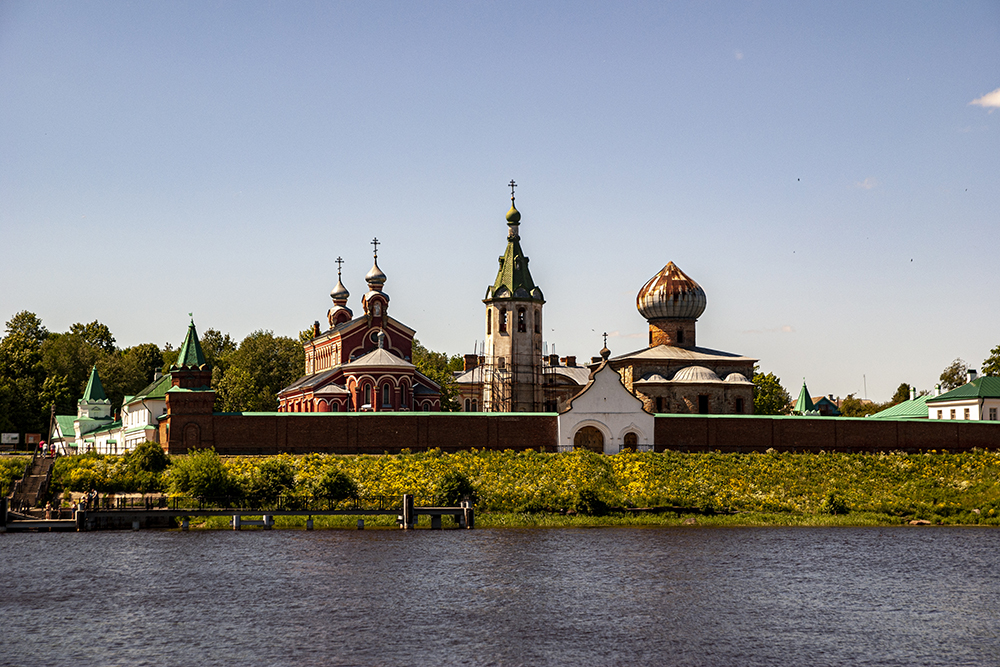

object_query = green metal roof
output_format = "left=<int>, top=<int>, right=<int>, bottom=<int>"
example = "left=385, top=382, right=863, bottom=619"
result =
left=870, top=393, right=932, bottom=419
left=81, top=366, right=107, bottom=402
left=128, top=373, right=172, bottom=403
left=926, top=376, right=1000, bottom=403
left=793, top=381, right=815, bottom=414
left=484, top=202, right=544, bottom=303
left=174, top=318, right=208, bottom=368
left=54, top=415, right=77, bottom=438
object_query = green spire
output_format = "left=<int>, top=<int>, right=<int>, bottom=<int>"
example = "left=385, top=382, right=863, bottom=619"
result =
left=81, top=365, right=107, bottom=402
left=794, top=379, right=815, bottom=414
left=484, top=185, right=544, bottom=303
left=175, top=317, right=207, bottom=368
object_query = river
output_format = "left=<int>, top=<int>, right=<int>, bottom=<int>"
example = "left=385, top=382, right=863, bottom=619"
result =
left=2, top=527, right=998, bottom=666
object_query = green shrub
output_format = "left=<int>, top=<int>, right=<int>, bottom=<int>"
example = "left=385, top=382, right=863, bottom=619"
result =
left=239, top=457, right=296, bottom=506
left=819, top=492, right=849, bottom=515
left=576, top=487, right=610, bottom=516
left=125, top=441, right=170, bottom=473
left=313, top=468, right=358, bottom=502
left=168, top=448, right=235, bottom=499
left=433, top=470, right=476, bottom=507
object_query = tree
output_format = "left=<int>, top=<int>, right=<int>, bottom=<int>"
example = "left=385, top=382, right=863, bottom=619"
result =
left=434, top=470, right=476, bottom=506
left=0, top=311, right=50, bottom=436
left=313, top=468, right=358, bottom=501
left=99, top=343, right=164, bottom=413
left=239, top=458, right=295, bottom=506
left=201, top=328, right=236, bottom=385
left=890, top=383, right=911, bottom=406
left=412, top=339, right=463, bottom=411
left=939, top=358, right=969, bottom=391
left=214, top=330, right=304, bottom=412
left=981, top=345, right=1000, bottom=377
left=840, top=394, right=880, bottom=418
left=752, top=366, right=791, bottom=415
left=69, top=321, right=116, bottom=354
left=168, top=448, right=234, bottom=498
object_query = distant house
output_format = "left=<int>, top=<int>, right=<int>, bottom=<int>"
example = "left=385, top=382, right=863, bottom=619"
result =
left=926, top=372, right=1000, bottom=421
left=51, top=366, right=117, bottom=454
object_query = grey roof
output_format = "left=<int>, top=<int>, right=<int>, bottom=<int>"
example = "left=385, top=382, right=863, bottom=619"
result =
left=610, top=344, right=757, bottom=364
left=281, top=367, right=342, bottom=393
left=343, top=347, right=414, bottom=370
left=314, top=383, right=350, bottom=396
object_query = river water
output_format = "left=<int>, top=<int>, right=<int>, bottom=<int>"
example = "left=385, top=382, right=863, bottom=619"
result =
left=2, top=527, right=998, bottom=666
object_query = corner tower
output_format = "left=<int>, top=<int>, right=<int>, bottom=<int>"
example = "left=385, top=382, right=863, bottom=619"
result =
left=482, top=181, right=545, bottom=412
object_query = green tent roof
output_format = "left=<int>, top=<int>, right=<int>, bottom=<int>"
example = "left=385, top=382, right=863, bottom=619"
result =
left=793, top=380, right=815, bottom=414
left=81, top=366, right=107, bottom=402
left=484, top=201, right=544, bottom=303
left=174, top=318, right=208, bottom=368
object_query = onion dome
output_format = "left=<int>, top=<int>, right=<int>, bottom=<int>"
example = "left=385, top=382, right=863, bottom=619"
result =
left=330, top=276, right=350, bottom=302
left=671, top=366, right=721, bottom=382
left=365, top=259, right=386, bottom=288
left=636, top=262, right=707, bottom=320
left=506, top=202, right=521, bottom=224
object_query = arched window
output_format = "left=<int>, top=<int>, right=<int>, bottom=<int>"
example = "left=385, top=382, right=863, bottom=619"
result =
left=624, top=432, right=638, bottom=448
left=517, top=308, right=526, bottom=332
left=331, top=402, right=339, bottom=412
left=499, top=308, right=508, bottom=333
left=422, top=401, right=431, bottom=411
left=382, top=384, right=391, bottom=407
left=364, top=385, right=372, bottom=406
left=677, top=328, right=685, bottom=344
left=471, top=399, right=478, bottom=412
left=465, top=398, right=471, bottom=411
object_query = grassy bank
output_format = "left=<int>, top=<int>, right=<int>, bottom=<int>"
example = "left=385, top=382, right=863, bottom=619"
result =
left=52, top=448, right=1000, bottom=527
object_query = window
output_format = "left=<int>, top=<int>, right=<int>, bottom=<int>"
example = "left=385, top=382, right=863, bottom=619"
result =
left=517, top=308, right=526, bottom=332
left=677, top=329, right=685, bottom=344
left=465, top=398, right=471, bottom=411
left=534, top=310, right=540, bottom=334
left=735, top=398, right=744, bottom=413
left=624, top=432, right=638, bottom=448
left=382, top=384, right=391, bottom=407
left=331, top=402, right=338, bottom=412
left=499, top=308, right=508, bottom=333
left=655, top=397, right=663, bottom=412
left=937, top=410, right=942, bottom=419
left=950, top=409, right=956, bottom=420
left=486, top=309, right=491, bottom=335
left=964, top=408, right=970, bottom=420
left=471, top=399, right=478, bottom=412
left=364, top=385, right=372, bottom=406
left=990, top=408, right=997, bottom=421
left=698, top=395, right=709, bottom=414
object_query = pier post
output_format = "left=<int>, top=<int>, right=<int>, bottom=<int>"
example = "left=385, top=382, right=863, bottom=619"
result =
left=263, top=515, right=273, bottom=530
left=233, top=515, right=241, bottom=531
left=306, top=517, right=314, bottom=530
left=357, top=519, right=364, bottom=530
left=402, top=494, right=414, bottom=530
left=181, top=517, right=189, bottom=531
left=431, top=515, right=442, bottom=530
left=132, top=520, right=140, bottom=531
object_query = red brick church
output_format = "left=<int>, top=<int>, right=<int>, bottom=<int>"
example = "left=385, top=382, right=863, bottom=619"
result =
left=276, top=240, right=442, bottom=412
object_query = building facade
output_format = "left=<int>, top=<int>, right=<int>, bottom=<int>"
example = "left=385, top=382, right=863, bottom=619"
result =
left=277, top=244, right=442, bottom=413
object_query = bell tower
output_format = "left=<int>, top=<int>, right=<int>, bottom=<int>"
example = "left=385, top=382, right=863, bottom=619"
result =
left=482, top=181, right=545, bottom=412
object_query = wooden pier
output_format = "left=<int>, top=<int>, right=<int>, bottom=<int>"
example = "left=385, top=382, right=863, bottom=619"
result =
left=2, top=495, right=474, bottom=532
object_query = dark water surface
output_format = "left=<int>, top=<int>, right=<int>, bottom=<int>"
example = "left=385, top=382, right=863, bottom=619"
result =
left=2, top=527, right=999, bottom=666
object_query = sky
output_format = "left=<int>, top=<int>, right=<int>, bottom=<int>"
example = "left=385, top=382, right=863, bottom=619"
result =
left=1, top=1, right=998, bottom=402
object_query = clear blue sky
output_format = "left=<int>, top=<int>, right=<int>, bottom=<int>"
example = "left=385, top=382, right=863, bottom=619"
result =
left=2, top=1, right=998, bottom=401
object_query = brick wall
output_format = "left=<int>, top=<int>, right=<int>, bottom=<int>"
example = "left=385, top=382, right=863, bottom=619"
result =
left=161, top=411, right=1000, bottom=455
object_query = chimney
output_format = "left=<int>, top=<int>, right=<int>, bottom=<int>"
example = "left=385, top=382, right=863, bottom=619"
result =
left=549, top=354, right=559, bottom=367
left=967, top=369, right=978, bottom=384
left=313, top=321, right=320, bottom=337
left=565, top=356, right=576, bottom=367
left=910, top=386, right=916, bottom=401
left=463, top=354, right=479, bottom=372
left=934, top=384, right=941, bottom=397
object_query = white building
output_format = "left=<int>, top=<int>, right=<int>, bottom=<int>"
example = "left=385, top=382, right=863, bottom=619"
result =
left=926, top=373, right=1000, bottom=421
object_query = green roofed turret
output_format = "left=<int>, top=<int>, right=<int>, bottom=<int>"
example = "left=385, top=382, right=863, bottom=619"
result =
left=484, top=183, right=544, bottom=303
left=173, top=317, right=209, bottom=369
left=793, top=379, right=817, bottom=415
left=81, top=365, right=108, bottom=402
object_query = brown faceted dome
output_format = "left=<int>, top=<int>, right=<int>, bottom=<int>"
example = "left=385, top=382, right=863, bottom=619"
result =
left=636, top=262, right=707, bottom=320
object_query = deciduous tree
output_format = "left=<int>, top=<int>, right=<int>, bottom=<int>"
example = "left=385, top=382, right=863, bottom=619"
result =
left=981, top=345, right=1000, bottom=377
left=214, top=330, right=304, bottom=412
left=752, top=366, right=791, bottom=415
left=412, top=339, right=462, bottom=411
left=939, top=358, right=969, bottom=391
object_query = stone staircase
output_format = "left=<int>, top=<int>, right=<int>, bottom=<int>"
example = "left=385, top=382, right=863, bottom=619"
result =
left=8, top=455, right=54, bottom=513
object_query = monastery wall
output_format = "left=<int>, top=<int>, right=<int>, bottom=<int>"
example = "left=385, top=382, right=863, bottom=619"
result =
left=161, top=411, right=1000, bottom=455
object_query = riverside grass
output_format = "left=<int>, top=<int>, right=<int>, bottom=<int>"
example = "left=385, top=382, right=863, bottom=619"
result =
left=83, top=448, right=1000, bottom=528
